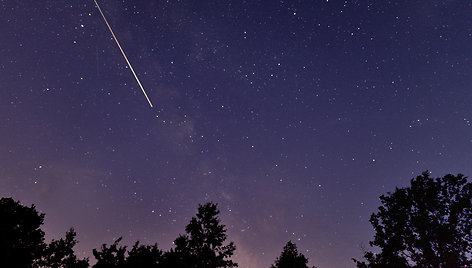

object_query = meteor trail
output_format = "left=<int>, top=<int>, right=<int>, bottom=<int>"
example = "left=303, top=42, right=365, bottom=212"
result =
left=93, top=0, right=153, bottom=108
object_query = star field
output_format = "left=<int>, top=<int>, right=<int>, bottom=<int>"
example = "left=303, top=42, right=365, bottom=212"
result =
left=1, top=0, right=472, bottom=267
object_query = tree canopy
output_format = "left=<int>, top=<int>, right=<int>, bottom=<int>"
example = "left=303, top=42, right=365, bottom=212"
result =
left=0, top=197, right=88, bottom=268
left=92, top=238, right=162, bottom=268
left=92, top=237, right=127, bottom=268
left=0, top=197, right=46, bottom=267
left=162, top=202, right=237, bottom=268
left=271, top=241, right=316, bottom=268
left=0, top=197, right=238, bottom=267
left=354, top=172, right=472, bottom=267
left=38, top=228, right=89, bottom=268
left=7, top=171, right=472, bottom=268
left=92, top=202, right=237, bottom=268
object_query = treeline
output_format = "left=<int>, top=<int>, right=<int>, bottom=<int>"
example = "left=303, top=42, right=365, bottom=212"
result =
left=0, top=198, right=315, bottom=268
left=2, top=172, right=472, bottom=267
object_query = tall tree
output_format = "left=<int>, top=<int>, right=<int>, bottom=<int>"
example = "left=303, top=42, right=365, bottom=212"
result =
left=271, top=241, right=316, bottom=268
left=163, top=202, right=237, bottom=267
left=354, top=172, right=472, bottom=267
left=0, top=197, right=46, bottom=267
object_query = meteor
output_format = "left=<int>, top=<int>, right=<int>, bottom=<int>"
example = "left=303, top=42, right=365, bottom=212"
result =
left=92, top=0, right=153, bottom=108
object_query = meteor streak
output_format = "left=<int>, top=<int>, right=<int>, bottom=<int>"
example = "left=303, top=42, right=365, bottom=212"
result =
left=93, top=0, right=153, bottom=107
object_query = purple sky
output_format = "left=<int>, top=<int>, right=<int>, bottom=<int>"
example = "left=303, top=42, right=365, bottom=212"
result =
left=1, top=0, right=472, bottom=267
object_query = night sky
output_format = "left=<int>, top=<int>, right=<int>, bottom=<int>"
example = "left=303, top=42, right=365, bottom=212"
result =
left=1, top=0, right=472, bottom=267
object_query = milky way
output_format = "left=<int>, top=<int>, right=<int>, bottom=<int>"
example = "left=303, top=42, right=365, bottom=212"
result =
left=1, top=1, right=472, bottom=267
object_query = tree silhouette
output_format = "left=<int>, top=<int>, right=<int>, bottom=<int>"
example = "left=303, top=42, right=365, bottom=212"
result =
left=92, top=238, right=163, bottom=268
left=271, top=241, right=316, bottom=268
left=37, top=228, right=89, bottom=268
left=0, top=197, right=88, bottom=268
left=1, top=198, right=239, bottom=267
left=0, top=197, right=46, bottom=267
left=125, top=241, right=163, bottom=267
left=354, top=172, right=472, bottom=267
left=93, top=237, right=127, bottom=268
left=163, top=202, right=237, bottom=267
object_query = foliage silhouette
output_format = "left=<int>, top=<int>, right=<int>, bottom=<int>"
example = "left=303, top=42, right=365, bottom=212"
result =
left=125, top=241, right=163, bottom=267
left=0, top=197, right=88, bottom=268
left=37, top=228, right=89, bottom=268
left=92, top=238, right=162, bottom=268
left=92, top=237, right=127, bottom=268
left=0, top=197, right=46, bottom=267
left=162, top=202, right=238, bottom=268
left=354, top=171, right=472, bottom=267
left=0, top=198, right=253, bottom=267
left=92, top=202, right=235, bottom=267
left=270, top=241, right=317, bottom=268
